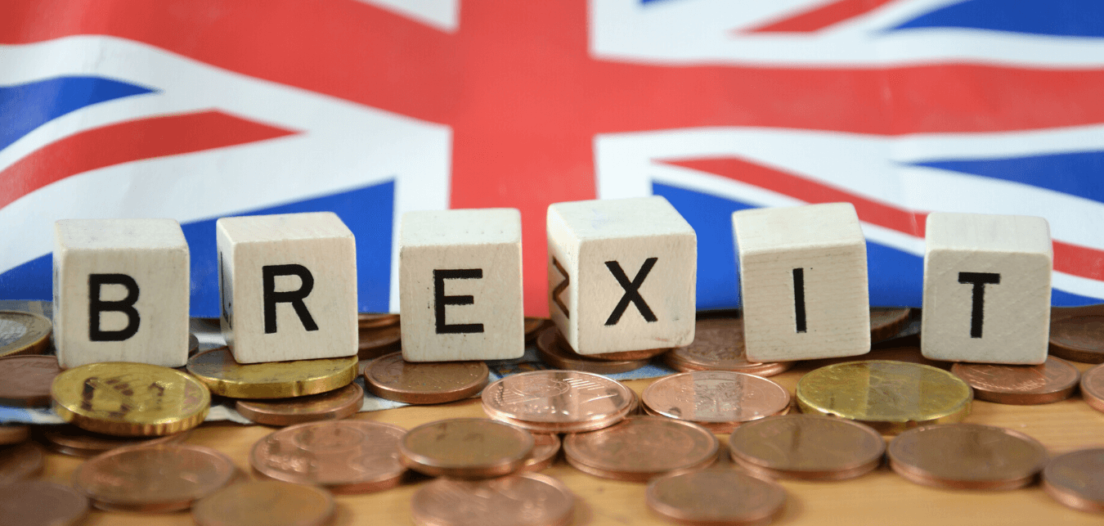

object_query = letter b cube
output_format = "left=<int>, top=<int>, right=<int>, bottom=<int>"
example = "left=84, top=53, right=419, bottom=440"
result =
left=217, top=212, right=357, bottom=364
left=53, top=219, right=190, bottom=368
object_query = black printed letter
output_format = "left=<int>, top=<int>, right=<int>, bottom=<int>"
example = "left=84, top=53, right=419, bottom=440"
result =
left=263, top=264, right=318, bottom=334
left=958, top=272, right=1000, bottom=338
left=605, top=258, right=658, bottom=326
left=792, top=268, right=807, bottom=333
left=88, top=274, right=140, bottom=341
left=434, top=269, right=485, bottom=334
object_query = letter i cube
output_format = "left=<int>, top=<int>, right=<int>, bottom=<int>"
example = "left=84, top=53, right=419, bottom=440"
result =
left=921, top=212, right=1052, bottom=364
left=216, top=212, right=357, bottom=364
left=547, top=196, right=696, bottom=355
left=732, top=203, right=870, bottom=362
left=399, top=208, right=524, bottom=361
left=53, top=219, right=190, bottom=368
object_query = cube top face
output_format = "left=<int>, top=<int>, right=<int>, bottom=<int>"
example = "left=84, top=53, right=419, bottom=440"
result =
left=55, top=218, right=187, bottom=251
left=401, top=208, right=521, bottom=247
left=731, top=203, right=864, bottom=253
left=216, top=212, right=352, bottom=244
left=926, top=213, right=1052, bottom=255
left=546, top=196, right=694, bottom=242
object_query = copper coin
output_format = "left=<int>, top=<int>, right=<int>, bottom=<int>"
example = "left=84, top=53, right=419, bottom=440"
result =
left=482, top=370, right=635, bottom=433
left=358, top=324, right=402, bottom=360
left=563, top=416, right=718, bottom=482
left=1043, top=448, right=1104, bottom=512
left=251, top=420, right=407, bottom=494
left=411, top=472, right=574, bottom=526
left=73, top=444, right=236, bottom=512
left=1050, top=314, right=1104, bottom=363
left=236, top=382, right=364, bottom=426
left=189, top=332, right=199, bottom=355
left=870, top=307, right=911, bottom=343
left=646, top=468, right=786, bottom=526
left=544, top=327, right=670, bottom=362
left=358, top=312, right=400, bottom=330
left=363, top=352, right=489, bottom=404
left=0, top=480, right=89, bottom=526
left=642, top=371, right=791, bottom=433
left=536, top=327, right=648, bottom=374
left=729, top=414, right=884, bottom=481
left=951, top=356, right=1080, bottom=405
left=520, top=433, right=561, bottom=473
left=38, top=425, right=189, bottom=458
left=401, top=418, right=534, bottom=478
left=193, top=480, right=335, bottom=526
left=888, top=423, right=1047, bottom=490
left=0, top=355, right=60, bottom=407
left=1081, top=363, right=1104, bottom=414
left=0, top=442, right=44, bottom=484
left=663, top=318, right=792, bottom=376
left=525, top=317, right=550, bottom=342
left=0, top=426, right=29, bottom=446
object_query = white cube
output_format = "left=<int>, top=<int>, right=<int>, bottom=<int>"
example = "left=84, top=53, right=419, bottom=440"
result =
left=399, top=209, right=524, bottom=362
left=53, top=219, right=190, bottom=368
left=732, top=203, right=870, bottom=362
left=217, top=212, right=357, bottom=364
left=547, top=196, right=696, bottom=355
left=921, top=213, right=1052, bottom=364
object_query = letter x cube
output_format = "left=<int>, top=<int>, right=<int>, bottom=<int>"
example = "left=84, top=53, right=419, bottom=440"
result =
left=399, top=208, right=524, bottom=361
left=216, top=212, right=357, bottom=364
left=547, top=196, right=696, bottom=355
left=921, top=212, right=1052, bottom=364
left=53, top=219, right=190, bottom=368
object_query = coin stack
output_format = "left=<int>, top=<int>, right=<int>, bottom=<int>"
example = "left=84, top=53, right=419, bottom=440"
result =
left=534, top=326, right=668, bottom=374
left=357, top=312, right=401, bottom=360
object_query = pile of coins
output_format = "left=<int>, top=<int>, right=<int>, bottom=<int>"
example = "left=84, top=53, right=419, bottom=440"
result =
left=3, top=306, right=1104, bottom=525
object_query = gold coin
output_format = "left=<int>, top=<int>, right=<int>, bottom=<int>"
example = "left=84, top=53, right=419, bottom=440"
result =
left=0, top=311, right=52, bottom=358
left=187, top=346, right=357, bottom=399
left=52, top=362, right=210, bottom=436
left=796, top=360, right=972, bottom=434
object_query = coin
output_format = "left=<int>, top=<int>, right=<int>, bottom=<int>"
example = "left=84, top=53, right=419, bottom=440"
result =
left=400, top=418, right=534, bottom=478
left=37, top=425, right=190, bottom=457
left=73, top=444, right=235, bottom=512
left=482, top=370, right=635, bottom=433
left=646, top=468, right=786, bottom=526
left=251, top=420, right=407, bottom=494
left=888, top=423, right=1047, bottom=490
left=188, top=347, right=357, bottom=399
left=1081, top=363, right=1104, bottom=414
left=358, top=312, right=400, bottom=330
left=1043, top=448, right=1104, bottom=512
left=536, top=327, right=649, bottom=374
left=0, top=355, right=60, bottom=407
left=729, top=414, right=884, bottom=481
left=236, top=382, right=364, bottom=426
left=189, top=332, right=199, bottom=355
left=525, top=317, right=550, bottom=343
left=52, top=362, right=211, bottom=436
left=0, top=480, right=89, bottom=526
left=563, top=416, right=718, bottom=482
left=0, top=311, right=51, bottom=358
left=951, top=356, right=1080, bottom=405
left=193, top=480, right=335, bottom=526
left=363, top=352, right=489, bottom=404
left=358, top=324, right=402, bottom=360
left=1050, top=307, right=1104, bottom=363
left=796, top=360, right=972, bottom=434
left=641, top=371, right=790, bottom=433
left=411, top=472, right=574, bottom=526
left=663, top=318, right=792, bottom=376
left=520, top=433, right=561, bottom=473
left=0, top=426, right=28, bottom=445
left=0, top=442, right=44, bottom=484
left=870, top=307, right=911, bottom=343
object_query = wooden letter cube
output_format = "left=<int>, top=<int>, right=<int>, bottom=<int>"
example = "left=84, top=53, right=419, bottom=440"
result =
left=216, top=212, right=357, bottom=364
left=921, top=212, right=1052, bottom=364
left=547, top=196, right=696, bottom=355
left=399, top=209, right=524, bottom=361
left=53, top=219, right=190, bottom=368
left=732, top=203, right=870, bottom=362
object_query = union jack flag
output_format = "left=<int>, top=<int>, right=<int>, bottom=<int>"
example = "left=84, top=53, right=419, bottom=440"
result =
left=1, top=0, right=1102, bottom=317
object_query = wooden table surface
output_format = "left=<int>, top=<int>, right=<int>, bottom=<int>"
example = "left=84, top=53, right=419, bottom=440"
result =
left=34, top=353, right=1104, bottom=526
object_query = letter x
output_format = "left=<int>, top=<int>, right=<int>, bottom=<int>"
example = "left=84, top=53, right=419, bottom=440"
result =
left=604, top=258, right=658, bottom=326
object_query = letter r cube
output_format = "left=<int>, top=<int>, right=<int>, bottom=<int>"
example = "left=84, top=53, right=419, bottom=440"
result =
left=547, top=196, right=696, bottom=355
left=216, top=212, right=357, bottom=364
left=399, top=209, right=524, bottom=361
left=53, top=219, right=190, bottom=368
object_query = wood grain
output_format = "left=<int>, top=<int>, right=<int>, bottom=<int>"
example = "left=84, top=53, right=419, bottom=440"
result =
left=36, top=357, right=1104, bottom=525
